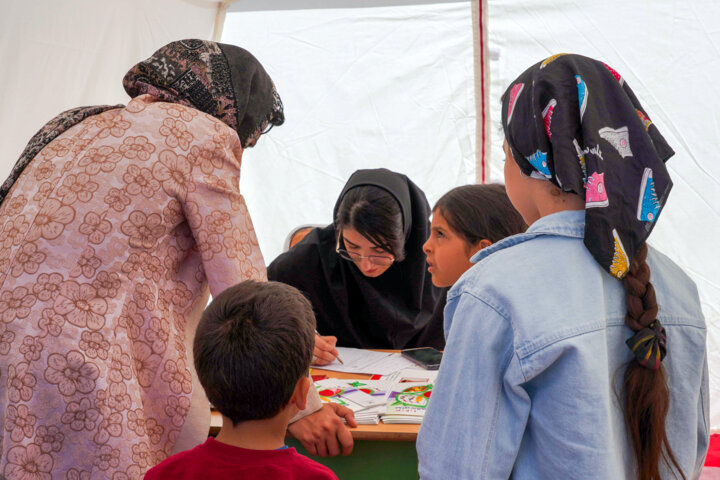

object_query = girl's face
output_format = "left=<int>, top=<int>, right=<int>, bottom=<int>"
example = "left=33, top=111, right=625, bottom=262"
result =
left=340, top=228, right=394, bottom=278
left=423, top=211, right=486, bottom=287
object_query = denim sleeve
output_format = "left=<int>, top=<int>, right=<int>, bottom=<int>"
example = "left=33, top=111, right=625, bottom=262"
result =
left=417, top=292, right=530, bottom=479
left=695, top=353, right=710, bottom=476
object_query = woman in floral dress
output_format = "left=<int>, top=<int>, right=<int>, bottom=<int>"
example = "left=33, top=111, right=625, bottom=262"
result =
left=0, top=39, right=290, bottom=478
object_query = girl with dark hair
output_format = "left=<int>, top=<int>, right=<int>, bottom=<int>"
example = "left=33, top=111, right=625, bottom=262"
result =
left=268, top=168, right=445, bottom=359
left=423, top=184, right=527, bottom=288
left=418, top=54, right=707, bottom=479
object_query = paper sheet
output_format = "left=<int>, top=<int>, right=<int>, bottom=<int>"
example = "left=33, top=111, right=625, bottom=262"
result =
left=318, top=348, right=419, bottom=375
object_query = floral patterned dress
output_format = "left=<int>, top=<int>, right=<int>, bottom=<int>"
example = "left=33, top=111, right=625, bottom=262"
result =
left=0, top=94, right=266, bottom=479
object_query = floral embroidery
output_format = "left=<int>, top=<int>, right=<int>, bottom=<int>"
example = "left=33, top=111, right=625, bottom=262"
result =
left=123, top=164, right=160, bottom=198
left=79, top=331, right=110, bottom=360
left=160, top=358, right=192, bottom=394
left=92, top=271, right=121, bottom=298
left=153, top=150, right=195, bottom=199
left=38, top=308, right=65, bottom=338
left=5, top=404, right=36, bottom=442
left=2, top=215, right=30, bottom=249
left=34, top=425, right=64, bottom=454
left=132, top=341, right=162, bottom=388
left=119, top=136, right=155, bottom=161
left=158, top=118, right=193, bottom=151
left=94, top=445, right=121, bottom=471
left=44, top=351, right=99, bottom=396
left=32, top=273, right=64, bottom=302
left=57, top=172, right=98, bottom=204
left=79, top=212, right=112, bottom=244
left=61, top=397, right=100, bottom=431
left=10, top=243, right=46, bottom=277
left=70, top=246, right=102, bottom=279
left=26, top=198, right=75, bottom=242
left=0, top=286, right=36, bottom=324
left=19, top=336, right=44, bottom=362
left=7, top=362, right=37, bottom=402
left=53, top=281, right=107, bottom=330
left=120, top=211, right=165, bottom=249
left=5, top=444, right=53, bottom=480
left=0, top=323, right=16, bottom=355
left=165, top=395, right=191, bottom=427
left=104, top=187, right=131, bottom=212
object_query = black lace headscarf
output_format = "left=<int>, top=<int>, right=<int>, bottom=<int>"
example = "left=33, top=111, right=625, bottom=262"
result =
left=0, top=39, right=284, bottom=206
left=501, top=53, right=674, bottom=279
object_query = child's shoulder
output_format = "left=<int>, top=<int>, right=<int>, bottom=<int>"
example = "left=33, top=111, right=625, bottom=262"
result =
left=286, top=449, right=339, bottom=479
left=144, top=446, right=200, bottom=479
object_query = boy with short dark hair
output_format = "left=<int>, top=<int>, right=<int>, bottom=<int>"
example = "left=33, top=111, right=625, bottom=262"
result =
left=145, top=280, right=338, bottom=479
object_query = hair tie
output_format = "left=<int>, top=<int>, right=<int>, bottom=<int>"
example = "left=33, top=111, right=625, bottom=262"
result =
left=625, top=320, right=667, bottom=371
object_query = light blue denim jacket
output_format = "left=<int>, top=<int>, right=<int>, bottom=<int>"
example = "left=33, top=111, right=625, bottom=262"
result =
left=417, top=210, right=708, bottom=479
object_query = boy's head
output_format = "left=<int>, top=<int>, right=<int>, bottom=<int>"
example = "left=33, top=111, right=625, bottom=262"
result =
left=193, top=280, right=315, bottom=426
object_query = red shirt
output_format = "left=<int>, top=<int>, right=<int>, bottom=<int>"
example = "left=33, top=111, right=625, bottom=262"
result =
left=145, top=437, right=338, bottom=480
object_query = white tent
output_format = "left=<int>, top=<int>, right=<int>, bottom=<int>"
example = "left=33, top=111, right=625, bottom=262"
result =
left=1, top=0, right=719, bottom=429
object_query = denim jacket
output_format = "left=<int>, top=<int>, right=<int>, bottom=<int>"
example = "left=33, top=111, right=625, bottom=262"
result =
left=417, top=210, right=708, bottom=479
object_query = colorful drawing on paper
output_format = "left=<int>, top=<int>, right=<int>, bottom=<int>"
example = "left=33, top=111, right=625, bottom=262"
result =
left=390, top=384, right=433, bottom=409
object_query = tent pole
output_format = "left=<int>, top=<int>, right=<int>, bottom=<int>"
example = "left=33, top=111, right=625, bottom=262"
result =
left=212, top=0, right=234, bottom=42
left=471, top=0, right=489, bottom=184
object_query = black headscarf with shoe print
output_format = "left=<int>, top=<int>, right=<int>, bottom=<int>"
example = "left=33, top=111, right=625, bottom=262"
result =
left=501, top=53, right=674, bottom=280
left=0, top=39, right=284, bottom=207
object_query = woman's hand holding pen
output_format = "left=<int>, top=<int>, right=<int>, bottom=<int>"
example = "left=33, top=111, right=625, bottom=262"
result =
left=313, top=334, right=339, bottom=365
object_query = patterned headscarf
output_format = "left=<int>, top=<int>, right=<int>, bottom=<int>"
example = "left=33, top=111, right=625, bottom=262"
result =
left=0, top=39, right=284, bottom=207
left=123, top=39, right=284, bottom=148
left=501, top=54, right=674, bottom=279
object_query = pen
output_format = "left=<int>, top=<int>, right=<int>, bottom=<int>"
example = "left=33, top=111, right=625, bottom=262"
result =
left=315, top=330, right=344, bottom=364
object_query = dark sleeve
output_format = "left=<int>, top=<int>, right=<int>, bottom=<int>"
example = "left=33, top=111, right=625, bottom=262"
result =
left=406, top=288, right=447, bottom=349
left=267, top=241, right=317, bottom=287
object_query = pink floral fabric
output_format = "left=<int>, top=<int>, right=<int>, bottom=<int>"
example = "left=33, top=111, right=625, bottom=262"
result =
left=0, top=95, right=266, bottom=479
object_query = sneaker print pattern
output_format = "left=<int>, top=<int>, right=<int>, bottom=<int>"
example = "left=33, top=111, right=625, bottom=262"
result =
left=586, top=171, right=609, bottom=208
left=541, top=53, right=568, bottom=69
left=637, top=168, right=660, bottom=222
left=610, top=228, right=629, bottom=278
left=506, top=83, right=524, bottom=124
left=636, top=109, right=652, bottom=131
left=526, top=150, right=552, bottom=178
left=576, top=75, right=588, bottom=120
left=543, top=99, right=557, bottom=139
left=599, top=126, right=633, bottom=158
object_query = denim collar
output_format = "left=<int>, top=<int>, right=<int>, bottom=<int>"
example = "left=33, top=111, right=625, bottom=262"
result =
left=471, top=210, right=585, bottom=264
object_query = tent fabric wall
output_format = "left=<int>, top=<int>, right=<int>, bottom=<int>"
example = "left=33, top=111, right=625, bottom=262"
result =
left=221, top=2, right=476, bottom=263
left=0, top=0, right=218, bottom=178
left=0, top=0, right=718, bottom=434
left=486, top=0, right=720, bottom=431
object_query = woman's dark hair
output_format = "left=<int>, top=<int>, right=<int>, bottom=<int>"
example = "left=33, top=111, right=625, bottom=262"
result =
left=433, top=184, right=527, bottom=247
left=335, top=185, right=405, bottom=262
left=622, top=243, right=685, bottom=480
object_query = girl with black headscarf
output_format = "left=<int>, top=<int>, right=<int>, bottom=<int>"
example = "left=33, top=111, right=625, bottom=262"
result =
left=268, top=168, right=445, bottom=356
left=418, top=54, right=707, bottom=480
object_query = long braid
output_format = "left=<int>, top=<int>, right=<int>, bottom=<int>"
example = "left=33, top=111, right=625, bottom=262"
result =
left=622, top=243, right=685, bottom=480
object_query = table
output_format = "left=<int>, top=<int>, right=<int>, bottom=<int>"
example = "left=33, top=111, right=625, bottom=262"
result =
left=209, top=359, right=421, bottom=479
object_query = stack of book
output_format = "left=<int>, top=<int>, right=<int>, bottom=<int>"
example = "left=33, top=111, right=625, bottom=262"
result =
left=314, top=369, right=437, bottom=425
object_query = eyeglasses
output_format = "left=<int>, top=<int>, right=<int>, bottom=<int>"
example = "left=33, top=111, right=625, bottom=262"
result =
left=261, top=122, right=274, bottom=135
left=335, top=247, right=395, bottom=266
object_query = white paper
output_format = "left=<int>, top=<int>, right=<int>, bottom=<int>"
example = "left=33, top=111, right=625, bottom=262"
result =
left=317, top=348, right=418, bottom=375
